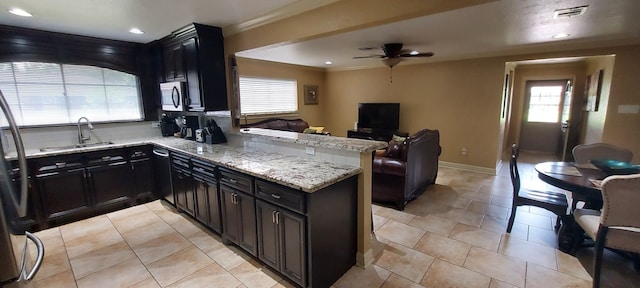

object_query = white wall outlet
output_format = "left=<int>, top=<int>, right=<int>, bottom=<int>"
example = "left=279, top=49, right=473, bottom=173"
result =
left=461, top=148, right=468, bottom=156
left=306, top=146, right=315, bottom=155
left=151, top=122, right=160, bottom=128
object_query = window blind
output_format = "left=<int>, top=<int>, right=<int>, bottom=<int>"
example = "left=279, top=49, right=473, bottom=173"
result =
left=0, top=61, right=143, bottom=126
left=239, top=76, right=297, bottom=115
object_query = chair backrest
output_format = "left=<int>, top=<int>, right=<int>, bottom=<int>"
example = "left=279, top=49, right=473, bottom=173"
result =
left=600, top=174, right=640, bottom=228
left=405, top=128, right=441, bottom=196
left=572, top=143, right=633, bottom=164
left=509, top=144, right=521, bottom=196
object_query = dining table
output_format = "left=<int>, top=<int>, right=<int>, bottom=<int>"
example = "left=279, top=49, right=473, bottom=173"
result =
left=535, top=161, right=609, bottom=253
left=535, top=161, right=607, bottom=210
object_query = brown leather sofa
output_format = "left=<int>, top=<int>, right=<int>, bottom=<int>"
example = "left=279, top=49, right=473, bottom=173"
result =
left=372, top=129, right=441, bottom=210
left=241, top=118, right=309, bottom=132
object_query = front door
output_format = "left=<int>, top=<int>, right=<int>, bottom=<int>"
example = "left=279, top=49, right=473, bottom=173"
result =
left=520, top=80, right=570, bottom=154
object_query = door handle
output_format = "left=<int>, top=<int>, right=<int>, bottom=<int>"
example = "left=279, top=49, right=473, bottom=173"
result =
left=20, top=232, right=45, bottom=281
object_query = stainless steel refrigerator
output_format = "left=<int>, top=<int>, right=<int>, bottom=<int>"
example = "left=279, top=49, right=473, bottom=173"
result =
left=0, top=89, right=44, bottom=286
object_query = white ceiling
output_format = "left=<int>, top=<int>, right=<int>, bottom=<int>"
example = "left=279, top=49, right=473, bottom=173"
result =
left=1, top=0, right=639, bottom=70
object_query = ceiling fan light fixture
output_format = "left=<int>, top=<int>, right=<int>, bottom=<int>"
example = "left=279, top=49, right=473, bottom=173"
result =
left=129, top=28, right=144, bottom=34
left=410, top=50, right=419, bottom=55
left=552, top=33, right=570, bottom=39
left=324, top=61, right=332, bottom=65
left=382, top=58, right=401, bottom=68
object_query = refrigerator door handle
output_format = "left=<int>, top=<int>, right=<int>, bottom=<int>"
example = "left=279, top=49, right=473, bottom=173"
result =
left=0, top=90, right=28, bottom=218
left=19, top=231, right=44, bottom=281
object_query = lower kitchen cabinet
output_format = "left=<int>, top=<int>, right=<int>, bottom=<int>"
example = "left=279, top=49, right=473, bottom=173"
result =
left=130, top=147, right=155, bottom=203
left=34, top=159, right=90, bottom=225
left=220, top=184, right=257, bottom=256
left=257, top=200, right=306, bottom=287
left=194, top=176, right=222, bottom=233
left=172, top=167, right=194, bottom=216
left=86, top=151, right=133, bottom=212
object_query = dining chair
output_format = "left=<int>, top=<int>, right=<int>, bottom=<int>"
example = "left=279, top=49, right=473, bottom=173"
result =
left=573, top=174, right=640, bottom=288
left=571, top=143, right=633, bottom=210
left=507, top=144, right=569, bottom=233
left=572, top=143, right=633, bottom=165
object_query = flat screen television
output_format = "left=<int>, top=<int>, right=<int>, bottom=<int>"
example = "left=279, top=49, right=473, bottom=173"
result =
left=357, top=103, right=400, bottom=131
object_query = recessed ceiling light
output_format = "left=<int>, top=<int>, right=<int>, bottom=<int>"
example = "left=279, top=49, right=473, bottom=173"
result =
left=325, top=61, right=332, bottom=65
left=552, top=33, right=570, bottom=39
left=129, top=28, right=144, bottom=35
left=9, top=8, right=32, bottom=17
left=409, top=51, right=419, bottom=55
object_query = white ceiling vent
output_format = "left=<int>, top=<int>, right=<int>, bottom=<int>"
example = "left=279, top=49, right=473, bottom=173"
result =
left=553, top=5, right=588, bottom=18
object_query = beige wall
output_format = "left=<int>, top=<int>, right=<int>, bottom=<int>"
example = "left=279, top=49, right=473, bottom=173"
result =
left=325, top=58, right=505, bottom=169
left=601, top=50, right=639, bottom=162
left=509, top=62, right=587, bottom=151
left=581, top=56, right=615, bottom=144
left=235, top=57, right=326, bottom=127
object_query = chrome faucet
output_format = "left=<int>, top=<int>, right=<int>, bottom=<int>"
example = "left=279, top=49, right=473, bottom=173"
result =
left=77, top=117, right=94, bottom=144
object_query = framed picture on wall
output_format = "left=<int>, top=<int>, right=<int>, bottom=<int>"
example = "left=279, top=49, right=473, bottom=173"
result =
left=304, top=85, right=319, bottom=105
left=585, top=70, right=604, bottom=112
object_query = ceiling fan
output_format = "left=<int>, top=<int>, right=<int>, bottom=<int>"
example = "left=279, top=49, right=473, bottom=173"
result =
left=353, top=43, right=434, bottom=68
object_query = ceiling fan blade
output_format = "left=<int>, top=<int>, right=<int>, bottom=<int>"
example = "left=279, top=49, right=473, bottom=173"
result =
left=352, top=55, right=385, bottom=59
left=399, top=52, right=434, bottom=57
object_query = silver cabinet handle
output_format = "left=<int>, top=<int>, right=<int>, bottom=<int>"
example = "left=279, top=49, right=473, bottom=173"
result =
left=228, top=178, right=238, bottom=184
left=275, top=212, right=280, bottom=225
left=55, top=162, right=67, bottom=168
left=152, top=149, right=169, bottom=157
left=271, top=194, right=281, bottom=199
left=21, top=231, right=45, bottom=281
left=272, top=210, right=276, bottom=223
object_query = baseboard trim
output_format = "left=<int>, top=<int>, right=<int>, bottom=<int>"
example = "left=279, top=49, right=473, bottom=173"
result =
left=439, top=161, right=497, bottom=175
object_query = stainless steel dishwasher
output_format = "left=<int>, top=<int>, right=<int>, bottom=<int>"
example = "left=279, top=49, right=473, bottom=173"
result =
left=152, top=147, right=174, bottom=205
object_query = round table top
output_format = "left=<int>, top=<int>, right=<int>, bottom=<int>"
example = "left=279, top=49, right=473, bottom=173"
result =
left=534, top=161, right=606, bottom=202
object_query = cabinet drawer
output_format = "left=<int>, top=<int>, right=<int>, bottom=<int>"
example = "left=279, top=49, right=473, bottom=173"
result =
left=33, top=156, right=83, bottom=174
left=255, top=180, right=306, bottom=214
left=171, top=152, right=190, bottom=169
left=129, top=146, right=151, bottom=159
left=86, top=150, right=128, bottom=167
left=192, top=158, right=216, bottom=181
left=219, top=168, right=253, bottom=194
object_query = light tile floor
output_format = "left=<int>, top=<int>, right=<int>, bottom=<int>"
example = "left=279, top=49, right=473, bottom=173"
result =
left=28, top=152, right=639, bottom=288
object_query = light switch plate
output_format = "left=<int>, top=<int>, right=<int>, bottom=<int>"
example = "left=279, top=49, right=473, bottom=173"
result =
left=305, top=147, right=315, bottom=155
left=617, top=104, right=640, bottom=114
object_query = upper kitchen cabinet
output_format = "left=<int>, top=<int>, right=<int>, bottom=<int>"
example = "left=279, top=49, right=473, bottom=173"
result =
left=160, top=23, right=228, bottom=112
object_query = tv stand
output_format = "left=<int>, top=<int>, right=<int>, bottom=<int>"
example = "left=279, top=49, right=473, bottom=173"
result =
left=347, top=129, right=407, bottom=142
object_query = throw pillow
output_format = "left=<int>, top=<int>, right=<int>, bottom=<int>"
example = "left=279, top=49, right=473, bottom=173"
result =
left=309, top=126, right=325, bottom=132
left=392, top=134, right=407, bottom=142
left=303, top=128, right=317, bottom=134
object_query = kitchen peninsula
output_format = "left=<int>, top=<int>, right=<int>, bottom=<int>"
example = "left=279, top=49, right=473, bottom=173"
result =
left=11, top=128, right=386, bottom=287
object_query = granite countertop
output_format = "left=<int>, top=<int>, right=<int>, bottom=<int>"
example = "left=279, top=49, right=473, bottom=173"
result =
left=234, top=128, right=387, bottom=153
left=10, top=135, right=374, bottom=193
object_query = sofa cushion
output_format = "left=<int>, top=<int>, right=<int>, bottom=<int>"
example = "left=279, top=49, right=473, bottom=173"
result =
left=373, top=157, right=406, bottom=176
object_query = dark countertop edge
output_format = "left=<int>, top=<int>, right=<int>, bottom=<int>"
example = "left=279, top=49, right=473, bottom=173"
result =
left=10, top=137, right=362, bottom=193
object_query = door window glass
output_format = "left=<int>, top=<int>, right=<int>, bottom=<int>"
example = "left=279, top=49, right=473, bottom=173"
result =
left=527, top=86, right=563, bottom=123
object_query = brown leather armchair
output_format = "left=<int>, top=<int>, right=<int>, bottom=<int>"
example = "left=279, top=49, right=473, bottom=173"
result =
left=372, top=129, right=441, bottom=210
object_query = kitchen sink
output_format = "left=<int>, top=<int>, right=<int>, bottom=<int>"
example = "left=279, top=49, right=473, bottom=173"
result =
left=39, top=141, right=115, bottom=152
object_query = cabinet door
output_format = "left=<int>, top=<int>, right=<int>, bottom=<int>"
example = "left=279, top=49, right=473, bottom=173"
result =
left=173, top=168, right=194, bottom=216
left=256, top=200, right=279, bottom=270
left=182, top=37, right=203, bottom=111
left=220, top=185, right=256, bottom=256
left=163, top=44, right=184, bottom=81
left=193, top=178, right=209, bottom=225
left=205, top=180, right=222, bottom=233
left=88, top=160, right=133, bottom=210
left=131, top=158, right=154, bottom=203
left=237, top=191, right=257, bottom=256
left=220, top=185, right=240, bottom=244
left=37, top=168, right=90, bottom=222
left=279, top=209, right=306, bottom=286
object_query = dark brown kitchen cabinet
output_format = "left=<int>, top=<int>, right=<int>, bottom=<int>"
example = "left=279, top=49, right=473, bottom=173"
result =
left=163, top=44, right=185, bottom=81
left=86, top=151, right=133, bottom=212
left=220, top=169, right=256, bottom=256
left=130, top=147, right=155, bottom=204
left=32, top=156, right=90, bottom=226
left=171, top=152, right=195, bottom=216
left=256, top=200, right=306, bottom=287
left=159, top=23, right=227, bottom=111
left=192, top=159, right=221, bottom=233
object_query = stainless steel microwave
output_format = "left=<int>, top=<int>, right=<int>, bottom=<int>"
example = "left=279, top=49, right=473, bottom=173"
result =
left=160, top=81, right=186, bottom=111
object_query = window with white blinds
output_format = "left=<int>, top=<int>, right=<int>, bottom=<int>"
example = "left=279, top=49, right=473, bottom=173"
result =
left=239, top=76, right=297, bottom=115
left=0, top=61, right=143, bottom=126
